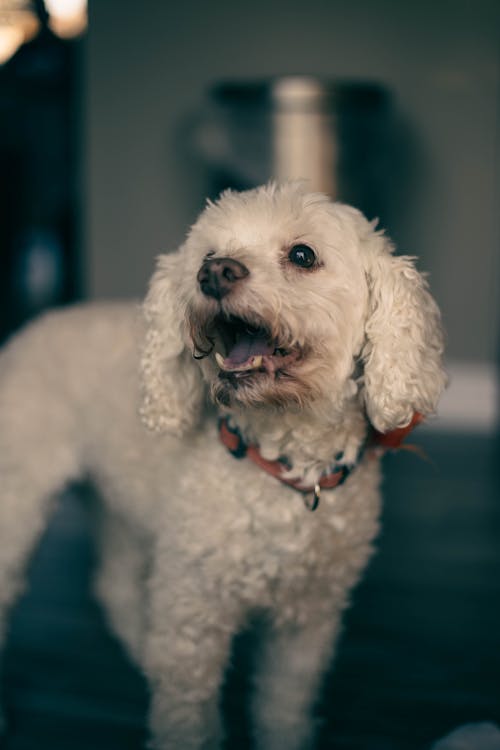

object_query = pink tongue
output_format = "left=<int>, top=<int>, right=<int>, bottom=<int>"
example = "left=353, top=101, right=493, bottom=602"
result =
left=225, top=333, right=274, bottom=366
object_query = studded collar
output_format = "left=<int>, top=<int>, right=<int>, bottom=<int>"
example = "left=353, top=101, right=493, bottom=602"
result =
left=219, top=413, right=423, bottom=511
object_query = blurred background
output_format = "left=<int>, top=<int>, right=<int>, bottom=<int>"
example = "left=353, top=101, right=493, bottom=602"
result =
left=1, top=1, right=499, bottom=749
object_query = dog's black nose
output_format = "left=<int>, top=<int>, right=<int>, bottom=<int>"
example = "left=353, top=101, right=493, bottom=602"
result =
left=197, top=257, right=249, bottom=300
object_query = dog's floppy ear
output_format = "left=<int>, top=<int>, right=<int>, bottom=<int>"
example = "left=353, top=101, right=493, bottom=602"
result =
left=358, top=218, right=447, bottom=433
left=140, top=250, right=205, bottom=435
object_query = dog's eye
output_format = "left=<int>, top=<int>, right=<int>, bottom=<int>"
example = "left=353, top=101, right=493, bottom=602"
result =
left=288, top=244, right=316, bottom=268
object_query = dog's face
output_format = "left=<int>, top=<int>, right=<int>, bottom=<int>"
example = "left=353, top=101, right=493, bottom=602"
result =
left=141, top=183, right=446, bottom=435
left=182, top=188, right=369, bottom=412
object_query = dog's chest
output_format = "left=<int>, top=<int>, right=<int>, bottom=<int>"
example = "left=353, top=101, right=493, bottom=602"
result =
left=165, top=437, right=382, bottom=614
left=91, top=420, right=381, bottom=617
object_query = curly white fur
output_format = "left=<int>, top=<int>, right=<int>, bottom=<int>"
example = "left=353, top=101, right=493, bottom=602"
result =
left=0, top=183, right=446, bottom=749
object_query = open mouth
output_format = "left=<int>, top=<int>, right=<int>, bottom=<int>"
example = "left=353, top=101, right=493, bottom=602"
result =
left=210, top=315, right=301, bottom=379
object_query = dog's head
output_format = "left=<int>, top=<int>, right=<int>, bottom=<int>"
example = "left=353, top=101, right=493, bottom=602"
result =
left=140, top=183, right=446, bottom=435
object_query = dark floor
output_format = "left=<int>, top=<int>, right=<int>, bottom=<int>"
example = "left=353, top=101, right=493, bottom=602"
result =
left=2, top=432, right=500, bottom=749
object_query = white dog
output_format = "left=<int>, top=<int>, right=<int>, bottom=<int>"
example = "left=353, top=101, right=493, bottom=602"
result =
left=0, top=183, right=446, bottom=749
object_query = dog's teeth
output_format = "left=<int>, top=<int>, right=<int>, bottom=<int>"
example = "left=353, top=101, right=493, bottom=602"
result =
left=215, top=352, right=226, bottom=369
left=215, top=352, right=263, bottom=373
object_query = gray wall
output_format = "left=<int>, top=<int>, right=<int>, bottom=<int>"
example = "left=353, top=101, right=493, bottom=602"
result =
left=85, top=0, right=500, bottom=364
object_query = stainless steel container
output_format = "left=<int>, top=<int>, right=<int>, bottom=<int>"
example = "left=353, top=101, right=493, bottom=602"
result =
left=194, top=76, right=392, bottom=221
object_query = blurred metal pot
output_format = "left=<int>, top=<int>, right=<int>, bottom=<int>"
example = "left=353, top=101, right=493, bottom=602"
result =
left=193, top=76, right=392, bottom=221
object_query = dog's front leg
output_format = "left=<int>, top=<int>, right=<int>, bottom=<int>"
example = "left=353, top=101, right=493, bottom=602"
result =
left=143, top=565, right=238, bottom=750
left=251, top=615, right=341, bottom=750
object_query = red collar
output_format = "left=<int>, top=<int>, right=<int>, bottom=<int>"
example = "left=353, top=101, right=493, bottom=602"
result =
left=219, top=413, right=423, bottom=511
left=370, top=412, right=423, bottom=449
